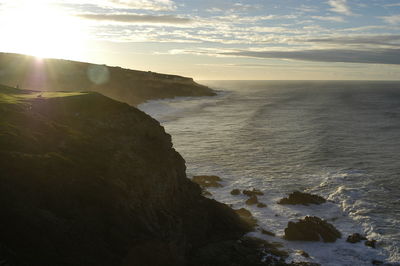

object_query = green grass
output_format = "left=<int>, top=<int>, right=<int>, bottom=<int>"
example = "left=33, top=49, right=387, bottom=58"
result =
left=0, top=84, right=87, bottom=104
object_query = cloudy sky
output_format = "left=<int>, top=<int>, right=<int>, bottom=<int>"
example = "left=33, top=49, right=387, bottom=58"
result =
left=0, top=0, right=400, bottom=80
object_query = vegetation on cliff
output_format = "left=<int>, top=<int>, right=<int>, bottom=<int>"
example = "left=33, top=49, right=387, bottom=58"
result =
left=0, top=84, right=250, bottom=265
left=0, top=53, right=215, bottom=106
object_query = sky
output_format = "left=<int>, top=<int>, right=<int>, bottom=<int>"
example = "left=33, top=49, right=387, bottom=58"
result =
left=0, top=0, right=399, bottom=80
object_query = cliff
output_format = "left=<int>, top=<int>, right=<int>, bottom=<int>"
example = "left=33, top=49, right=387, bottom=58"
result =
left=0, top=84, right=255, bottom=266
left=0, top=53, right=215, bottom=106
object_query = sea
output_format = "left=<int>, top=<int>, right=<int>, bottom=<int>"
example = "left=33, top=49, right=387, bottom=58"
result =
left=139, top=81, right=400, bottom=266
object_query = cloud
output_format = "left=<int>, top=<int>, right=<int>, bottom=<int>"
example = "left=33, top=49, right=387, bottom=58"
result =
left=221, top=48, right=400, bottom=65
left=384, top=3, right=400, bottom=7
left=312, top=16, right=344, bottom=22
left=296, top=5, right=318, bottom=13
left=206, top=7, right=223, bottom=13
left=305, top=34, right=400, bottom=47
left=78, top=14, right=191, bottom=24
left=380, top=15, right=400, bottom=25
left=107, top=0, right=176, bottom=11
left=338, top=25, right=394, bottom=32
left=328, top=0, right=353, bottom=15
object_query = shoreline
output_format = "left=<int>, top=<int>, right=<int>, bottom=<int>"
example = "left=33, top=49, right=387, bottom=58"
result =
left=138, top=85, right=398, bottom=265
left=0, top=85, right=303, bottom=266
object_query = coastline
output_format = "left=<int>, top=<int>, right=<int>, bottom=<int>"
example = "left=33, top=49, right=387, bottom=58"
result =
left=0, top=84, right=301, bottom=266
left=2, top=77, right=399, bottom=265
left=138, top=82, right=399, bottom=266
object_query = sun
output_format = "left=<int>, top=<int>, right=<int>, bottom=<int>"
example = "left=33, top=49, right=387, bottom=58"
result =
left=0, top=0, right=87, bottom=60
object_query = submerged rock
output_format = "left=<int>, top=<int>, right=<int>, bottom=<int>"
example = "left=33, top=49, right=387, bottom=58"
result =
left=243, top=189, right=264, bottom=197
left=365, top=239, right=377, bottom=248
left=278, top=191, right=326, bottom=205
left=346, top=233, right=367, bottom=243
left=245, top=195, right=259, bottom=205
left=230, top=189, right=241, bottom=195
left=298, top=250, right=310, bottom=258
left=257, top=203, right=267, bottom=208
left=284, top=216, right=341, bottom=242
left=372, top=259, right=383, bottom=265
left=192, top=175, right=223, bottom=188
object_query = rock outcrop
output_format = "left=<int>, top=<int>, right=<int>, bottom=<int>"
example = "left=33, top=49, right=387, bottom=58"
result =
left=365, top=239, right=377, bottom=248
left=0, top=53, right=216, bottom=106
left=284, top=216, right=341, bottom=242
left=278, top=191, right=326, bottom=205
left=346, top=233, right=367, bottom=243
left=0, top=85, right=250, bottom=266
left=234, top=208, right=257, bottom=228
left=230, top=189, right=241, bottom=195
left=246, top=195, right=259, bottom=205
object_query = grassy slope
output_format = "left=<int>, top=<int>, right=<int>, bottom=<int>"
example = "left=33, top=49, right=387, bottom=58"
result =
left=0, top=53, right=216, bottom=105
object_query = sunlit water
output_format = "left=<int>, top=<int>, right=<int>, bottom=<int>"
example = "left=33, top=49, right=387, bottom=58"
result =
left=139, top=81, right=400, bottom=265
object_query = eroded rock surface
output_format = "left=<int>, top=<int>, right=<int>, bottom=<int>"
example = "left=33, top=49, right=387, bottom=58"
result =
left=284, top=216, right=341, bottom=242
left=278, top=191, right=326, bottom=205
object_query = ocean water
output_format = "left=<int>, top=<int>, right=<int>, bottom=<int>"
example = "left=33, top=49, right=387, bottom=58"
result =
left=139, top=81, right=400, bottom=265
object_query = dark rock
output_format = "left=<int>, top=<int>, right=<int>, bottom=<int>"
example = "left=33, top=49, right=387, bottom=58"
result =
left=284, top=216, right=341, bottom=242
left=192, top=175, right=223, bottom=188
left=235, top=208, right=252, bottom=218
left=122, top=240, right=182, bottom=266
left=231, top=189, right=241, bottom=195
left=278, top=191, right=326, bottom=205
left=245, top=196, right=259, bottom=205
left=261, top=229, right=275, bottom=237
left=242, top=237, right=289, bottom=259
left=372, top=259, right=383, bottom=265
left=202, top=190, right=212, bottom=196
left=298, top=250, right=310, bottom=258
left=365, top=239, right=377, bottom=248
left=257, top=203, right=267, bottom=208
left=243, top=189, right=264, bottom=197
left=235, top=208, right=257, bottom=228
left=188, top=236, right=288, bottom=266
left=346, top=233, right=367, bottom=243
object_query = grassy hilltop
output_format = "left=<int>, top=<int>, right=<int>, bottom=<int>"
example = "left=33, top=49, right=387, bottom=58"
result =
left=0, top=53, right=215, bottom=105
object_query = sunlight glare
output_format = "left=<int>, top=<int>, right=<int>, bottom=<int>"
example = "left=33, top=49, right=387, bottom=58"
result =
left=0, top=0, right=87, bottom=59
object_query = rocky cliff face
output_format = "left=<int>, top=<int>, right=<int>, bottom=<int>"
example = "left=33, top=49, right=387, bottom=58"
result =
left=0, top=85, right=248, bottom=266
left=0, top=53, right=215, bottom=106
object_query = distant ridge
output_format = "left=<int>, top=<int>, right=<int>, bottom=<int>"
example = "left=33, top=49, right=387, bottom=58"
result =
left=0, top=52, right=215, bottom=105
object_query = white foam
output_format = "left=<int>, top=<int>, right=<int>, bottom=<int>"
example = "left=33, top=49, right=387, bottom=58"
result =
left=203, top=178, right=388, bottom=265
left=138, top=91, right=228, bottom=123
left=138, top=84, right=399, bottom=265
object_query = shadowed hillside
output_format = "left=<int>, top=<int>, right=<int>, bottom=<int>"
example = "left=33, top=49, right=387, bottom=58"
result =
left=0, top=84, right=252, bottom=265
left=0, top=53, right=215, bottom=106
